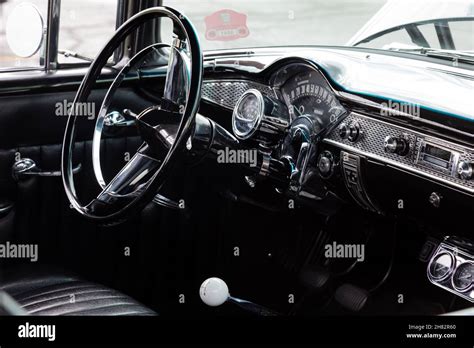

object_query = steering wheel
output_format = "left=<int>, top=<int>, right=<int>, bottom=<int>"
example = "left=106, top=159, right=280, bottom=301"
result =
left=61, top=7, right=202, bottom=223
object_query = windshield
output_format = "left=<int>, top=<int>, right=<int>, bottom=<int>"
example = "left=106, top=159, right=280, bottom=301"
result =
left=163, top=0, right=474, bottom=54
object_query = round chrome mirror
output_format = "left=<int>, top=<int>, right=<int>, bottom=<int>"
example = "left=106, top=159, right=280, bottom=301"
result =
left=6, top=3, right=44, bottom=58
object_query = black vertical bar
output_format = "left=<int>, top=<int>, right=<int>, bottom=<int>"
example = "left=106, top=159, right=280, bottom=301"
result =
left=45, top=0, right=61, bottom=71
left=405, top=24, right=430, bottom=48
left=435, top=20, right=455, bottom=50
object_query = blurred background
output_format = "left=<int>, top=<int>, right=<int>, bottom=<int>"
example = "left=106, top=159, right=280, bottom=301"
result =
left=0, top=0, right=472, bottom=70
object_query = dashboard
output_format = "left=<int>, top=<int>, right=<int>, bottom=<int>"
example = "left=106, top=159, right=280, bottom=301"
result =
left=199, top=48, right=474, bottom=302
left=202, top=62, right=474, bottom=187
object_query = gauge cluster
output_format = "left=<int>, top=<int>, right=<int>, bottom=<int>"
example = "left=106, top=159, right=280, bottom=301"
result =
left=227, top=63, right=350, bottom=200
left=229, top=63, right=347, bottom=149
left=231, top=88, right=290, bottom=146
left=232, top=90, right=264, bottom=140
left=428, top=237, right=473, bottom=302
left=279, top=69, right=345, bottom=127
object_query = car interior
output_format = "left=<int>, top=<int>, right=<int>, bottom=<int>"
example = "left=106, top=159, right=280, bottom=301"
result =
left=0, top=0, right=473, bottom=323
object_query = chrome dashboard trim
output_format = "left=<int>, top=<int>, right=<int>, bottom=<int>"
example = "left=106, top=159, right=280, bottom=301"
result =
left=202, top=47, right=474, bottom=138
left=232, top=89, right=265, bottom=140
left=202, top=79, right=274, bottom=110
left=202, top=74, right=474, bottom=140
left=325, top=138, right=474, bottom=194
left=337, top=91, right=474, bottom=140
left=428, top=241, right=474, bottom=303
left=324, top=112, right=474, bottom=194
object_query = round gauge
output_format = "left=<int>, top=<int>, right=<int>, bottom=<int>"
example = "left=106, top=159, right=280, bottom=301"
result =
left=452, top=262, right=473, bottom=292
left=428, top=252, right=454, bottom=281
left=281, top=70, right=345, bottom=126
left=232, top=89, right=264, bottom=139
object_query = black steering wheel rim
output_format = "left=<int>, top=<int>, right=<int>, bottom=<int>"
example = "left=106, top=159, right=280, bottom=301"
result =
left=61, top=6, right=203, bottom=223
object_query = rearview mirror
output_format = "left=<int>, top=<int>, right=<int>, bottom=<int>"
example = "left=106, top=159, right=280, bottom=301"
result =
left=6, top=3, right=45, bottom=58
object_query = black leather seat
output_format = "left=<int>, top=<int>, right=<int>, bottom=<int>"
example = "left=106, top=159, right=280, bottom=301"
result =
left=0, top=268, right=156, bottom=316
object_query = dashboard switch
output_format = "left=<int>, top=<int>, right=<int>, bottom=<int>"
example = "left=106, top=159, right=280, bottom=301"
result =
left=338, top=123, right=350, bottom=139
left=317, top=151, right=334, bottom=178
left=341, top=151, right=381, bottom=213
left=457, top=161, right=473, bottom=180
left=348, top=122, right=362, bottom=142
left=384, top=136, right=409, bottom=156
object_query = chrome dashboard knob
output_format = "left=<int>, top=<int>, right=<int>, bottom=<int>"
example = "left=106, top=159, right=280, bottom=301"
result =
left=339, top=122, right=362, bottom=142
left=348, top=122, right=362, bottom=142
left=338, top=123, right=350, bottom=139
left=317, top=151, right=334, bottom=178
left=457, top=161, right=473, bottom=180
left=384, top=136, right=409, bottom=156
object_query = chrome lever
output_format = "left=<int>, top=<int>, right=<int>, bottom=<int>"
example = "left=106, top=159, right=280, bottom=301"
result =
left=12, top=158, right=82, bottom=180
left=152, top=193, right=182, bottom=210
left=289, top=141, right=310, bottom=191
left=104, top=110, right=136, bottom=127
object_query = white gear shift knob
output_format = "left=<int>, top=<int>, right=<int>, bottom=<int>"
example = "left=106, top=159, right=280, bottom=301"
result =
left=199, top=277, right=229, bottom=307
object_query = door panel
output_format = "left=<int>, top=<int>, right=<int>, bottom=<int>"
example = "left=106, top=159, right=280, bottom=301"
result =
left=0, top=87, right=151, bottom=148
left=0, top=73, right=238, bottom=315
left=0, top=85, right=152, bottom=254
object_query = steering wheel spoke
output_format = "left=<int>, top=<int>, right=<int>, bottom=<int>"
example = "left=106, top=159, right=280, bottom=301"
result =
left=134, top=107, right=181, bottom=157
left=99, top=152, right=160, bottom=198
left=62, top=6, right=203, bottom=221
left=83, top=151, right=160, bottom=216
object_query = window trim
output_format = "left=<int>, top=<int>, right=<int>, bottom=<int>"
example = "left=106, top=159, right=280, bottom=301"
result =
left=0, top=0, right=171, bottom=96
left=353, top=17, right=474, bottom=49
left=44, top=0, right=60, bottom=70
left=0, top=0, right=127, bottom=73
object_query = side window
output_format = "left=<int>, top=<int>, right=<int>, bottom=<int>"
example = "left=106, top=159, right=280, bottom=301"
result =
left=417, top=24, right=442, bottom=49
left=418, top=20, right=474, bottom=51
left=449, top=20, right=474, bottom=51
left=0, top=0, right=48, bottom=70
left=58, top=0, right=118, bottom=64
left=0, top=0, right=118, bottom=71
left=357, top=19, right=474, bottom=51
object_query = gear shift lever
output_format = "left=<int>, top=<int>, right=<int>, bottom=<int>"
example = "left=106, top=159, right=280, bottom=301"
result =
left=199, top=277, right=279, bottom=316
left=199, top=277, right=229, bottom=307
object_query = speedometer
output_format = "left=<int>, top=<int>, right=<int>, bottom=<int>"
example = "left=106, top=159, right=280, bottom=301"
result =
left=282, top=70, right=345, bottom=126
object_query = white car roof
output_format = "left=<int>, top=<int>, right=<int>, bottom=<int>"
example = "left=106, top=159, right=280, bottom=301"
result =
left=347, top=0, right=474, bottom=46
